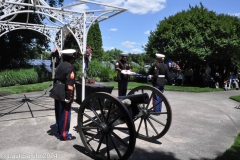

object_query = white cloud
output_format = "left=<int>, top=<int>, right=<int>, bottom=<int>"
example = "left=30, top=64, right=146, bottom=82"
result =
left=93, top=0, right=123, bottom=6
left=110, top=28, right=118, bottom=31
left=131, top=48, right=143, bottom=53
left=144, top=30, right=150, bottom=35
left=124, top=0, right=166, bottom=14
left=68, top=3, right=89, bottom=12
left=93, top=0, right=166, bottom=15
left=228, top=13, right=240, bottom=17
left=121, top=41, right=136, bottom=48
left=122, top=48, right=143, bottom=54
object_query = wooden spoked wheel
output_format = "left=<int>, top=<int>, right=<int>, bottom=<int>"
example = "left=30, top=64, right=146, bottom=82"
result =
left=128, top=86, right=172, bottom=141
left=78, top=92, right=136, bottom=160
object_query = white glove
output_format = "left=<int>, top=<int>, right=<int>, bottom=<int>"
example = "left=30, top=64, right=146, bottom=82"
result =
left=65, top=99, right=70, bottom=103
left=122, top=99, right=131, bottom=106
left=148, top=75, right=153, bottom=79
left=121, top=70, right=126, bottom=74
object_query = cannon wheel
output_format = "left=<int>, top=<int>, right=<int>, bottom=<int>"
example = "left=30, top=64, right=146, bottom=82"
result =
left=128, top=86, right=172, bottom=141
left=78, top=92, right=136, bottom=160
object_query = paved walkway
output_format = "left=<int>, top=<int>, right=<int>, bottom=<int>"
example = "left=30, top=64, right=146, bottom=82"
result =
left=0, top=88, right=239, bottom=160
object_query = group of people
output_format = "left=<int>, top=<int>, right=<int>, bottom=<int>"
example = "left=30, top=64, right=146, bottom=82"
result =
left=48, top=50, right=169, bottom=141
left=167, top=61, right=240, bottom=90
left=48, top=49, right=238, bottom=141
left=115, top=53, right=169, bottom=113
left=223, top=71, right=239, bottom=90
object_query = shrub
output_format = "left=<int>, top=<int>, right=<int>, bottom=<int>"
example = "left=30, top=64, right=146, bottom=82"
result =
left=99, top=65, right=118, bottom=82
left=34, top=65, right=48, bottom=83
left=108, top=69, right=117, bottom=81
left=86, top=60, right=103, bottom=78
left=73, top=61, right=83, bottom=79
left=130, top=63, right=147, bottom=82
left=0, top=66, right=49, bottom=87
left=74, top=60, right=118, bottom=82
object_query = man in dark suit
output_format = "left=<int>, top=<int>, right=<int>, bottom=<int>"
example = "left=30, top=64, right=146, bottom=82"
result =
left=115, top=53, right=132, bottom=96
left=49, top=49, right=76, bottom=141
left=151, top=53, right=170, bottom=112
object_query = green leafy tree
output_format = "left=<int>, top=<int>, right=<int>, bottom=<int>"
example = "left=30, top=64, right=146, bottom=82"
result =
left=0, top=30, right=49, bottom=69
left=145, top=3, right=240, bottom=68
left=87, top=22, right=103, bottom=61
left=63, top=22, right=104, bottom=61
left=104, top=48, right=123, bottom=62
left=0, top=0, right=63, bottom=70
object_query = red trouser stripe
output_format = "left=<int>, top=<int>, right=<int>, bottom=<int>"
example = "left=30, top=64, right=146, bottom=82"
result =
left=62, top=103, right=69, bottom=140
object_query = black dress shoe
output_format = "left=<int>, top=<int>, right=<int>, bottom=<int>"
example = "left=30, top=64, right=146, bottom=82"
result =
left=67, top=135, right=76, bottom=140
left=60, top=135, right=76, bottom=141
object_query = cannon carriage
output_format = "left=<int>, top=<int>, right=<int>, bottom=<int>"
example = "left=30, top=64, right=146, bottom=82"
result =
left=77, top=85, right=172, bottom=160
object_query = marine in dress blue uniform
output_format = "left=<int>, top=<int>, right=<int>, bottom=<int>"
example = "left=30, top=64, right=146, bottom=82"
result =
left=49, top=49, right=76, bottom=141
left=115, top=53, right=132, bottom=96
left=151, top=53, right=170, bottom=112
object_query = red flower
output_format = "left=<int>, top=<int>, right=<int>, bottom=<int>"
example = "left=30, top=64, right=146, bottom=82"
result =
left=86, top=46, right=92, bottom=57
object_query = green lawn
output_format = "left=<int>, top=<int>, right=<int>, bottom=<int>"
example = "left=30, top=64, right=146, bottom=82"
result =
left=104, top=81, right=225, bottom=92
left=0, top=81, right=239, bottom=160
left=0, top=81, right=226, bottom=94
left=0, top=81, right=52, bottom=94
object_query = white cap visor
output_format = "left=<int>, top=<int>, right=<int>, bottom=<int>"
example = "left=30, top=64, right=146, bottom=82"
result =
left=155, top=53, right=165, bottom=58
left=61, top=49, right=76, bottom=55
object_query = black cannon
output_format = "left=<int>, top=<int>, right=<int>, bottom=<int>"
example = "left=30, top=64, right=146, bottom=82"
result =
left=77, top=85, right=172, bottom=160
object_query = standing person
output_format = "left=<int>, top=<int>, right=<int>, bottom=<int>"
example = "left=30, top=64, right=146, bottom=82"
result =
left=168, top=69, right=176, bottom=85
left=176, top=69, right=184, bottom=86
left=49, top=49, right=76, bottom=141
left=184, top=64, right=193, bottom=86
left=150, top=53, right=170, bottom=113
left=229, top=71, right=239, bottom=90
left=115, top=53, right=132, bottom=96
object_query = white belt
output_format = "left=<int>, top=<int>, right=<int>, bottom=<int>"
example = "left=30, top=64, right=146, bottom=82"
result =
left=158, top=75, right=165, bottom=77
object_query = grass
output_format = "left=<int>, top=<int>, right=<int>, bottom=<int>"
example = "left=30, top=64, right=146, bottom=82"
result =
left=215, top=95, right=240, bottom=160
left=103, top=81, right=150, bottom=90
left=230, top=95, right=240, bottom=102
left=215, top=132, right=240, bottom=160
left=0, top=81, right=228, bottom=94
left=0, top=81, right=239, bottom=160
left=215, top=131, right=240, bottom=160
left=104, top=81, right=225, bottom=92
left=0, top=81, right=52, bottom=94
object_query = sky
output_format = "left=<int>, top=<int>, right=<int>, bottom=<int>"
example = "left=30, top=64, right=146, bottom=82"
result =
left=61, top=0, right=240, bottom=54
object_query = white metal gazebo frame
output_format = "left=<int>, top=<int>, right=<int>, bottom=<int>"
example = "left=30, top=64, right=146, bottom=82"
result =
left=0, top=0, right=126, bottom=101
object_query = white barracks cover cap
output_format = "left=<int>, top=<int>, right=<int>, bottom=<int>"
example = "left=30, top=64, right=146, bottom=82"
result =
left=61, top=49, right=76, bottom=56
left=155, top=53, right=165, bottom=58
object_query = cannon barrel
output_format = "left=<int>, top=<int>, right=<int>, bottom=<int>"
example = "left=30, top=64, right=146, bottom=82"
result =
left=117, top=93, right=150, bottom=104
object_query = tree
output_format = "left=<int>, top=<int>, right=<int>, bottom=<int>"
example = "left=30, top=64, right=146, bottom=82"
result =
left=144, top=3, right=240, bottom=69
left=0, top=0, right=63, bottom=69
left=63, top=22, right=104, bottom=61
left=87, top=22, right=103, bottom=61
left=0, top=30, right=50, bottom=69
left=103, top=48, right=123, bottom=62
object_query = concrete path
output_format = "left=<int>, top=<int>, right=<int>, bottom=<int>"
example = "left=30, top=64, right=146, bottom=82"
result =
left=0, top=88, right=239, bottom=160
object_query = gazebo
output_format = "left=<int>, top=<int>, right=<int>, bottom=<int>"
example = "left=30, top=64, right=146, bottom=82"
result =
left=0, top=0, right=126, bottom=101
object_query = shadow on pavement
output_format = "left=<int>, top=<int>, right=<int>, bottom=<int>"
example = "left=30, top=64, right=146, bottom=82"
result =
left=0, top=91, right=54, bottom=121
left=73, top=144, right=94, bottom=159
left=47, top=124, right=58, bottom=136
left=73, top=143, right=182, bottom=160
